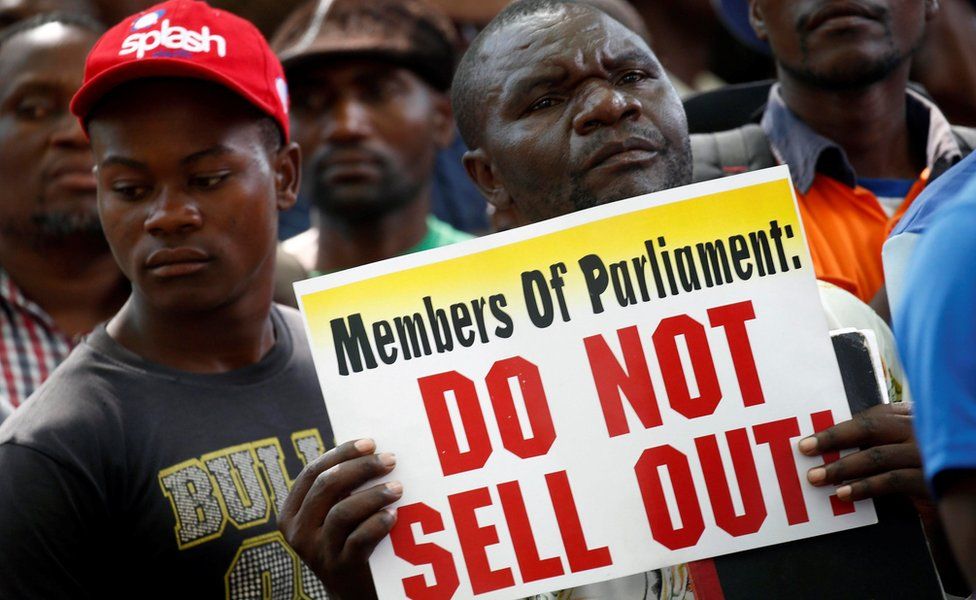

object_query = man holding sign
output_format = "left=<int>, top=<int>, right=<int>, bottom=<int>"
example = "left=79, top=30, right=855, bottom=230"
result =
left=280, top=1, right=931, bottom=598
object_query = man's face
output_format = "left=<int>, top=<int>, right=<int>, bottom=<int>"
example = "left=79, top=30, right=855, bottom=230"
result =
left=467, top=6, right=691, bottom=225
left=288, top=59, right=453, bottom=222
left=89, top=80, right=299, bottom=314
left=0, top=24, right=100, bottom=245
left=750, top=0, right=936, bottom=90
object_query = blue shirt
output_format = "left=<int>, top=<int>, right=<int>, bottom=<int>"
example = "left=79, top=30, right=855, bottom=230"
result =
left=890, top=148, right=976, bottom=236
left=884, top=150, right=976, bottom=315
left=894, top=165, right=976, bottom=494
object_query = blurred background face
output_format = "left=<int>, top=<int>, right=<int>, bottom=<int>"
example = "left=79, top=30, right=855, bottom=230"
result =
left=477, top=7, right=691, bottom=223
left=0, top=23, right=100, bottom=245
left=289, top=59, right=451, bottom=222
left=751, top=0, right=931, bottom=90
left=0, top=0, right=96, bottom=30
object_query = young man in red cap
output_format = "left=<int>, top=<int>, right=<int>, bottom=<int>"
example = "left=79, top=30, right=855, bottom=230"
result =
left=0, top=2, right=333, bottom=597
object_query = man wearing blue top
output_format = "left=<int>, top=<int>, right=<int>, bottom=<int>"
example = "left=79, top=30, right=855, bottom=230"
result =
left=884, top=150, right=976, bottom=315
left=894, top=153, right=976, bottom=588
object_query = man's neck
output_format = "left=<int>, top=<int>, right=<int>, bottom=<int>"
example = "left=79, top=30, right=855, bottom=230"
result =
left=778, top=65, right=925, bottom=180
left=107, top=274, right=276, bottom=374
left=315, top=194, right=431, bottom=273
left=0, top=238, right=128, bottom=337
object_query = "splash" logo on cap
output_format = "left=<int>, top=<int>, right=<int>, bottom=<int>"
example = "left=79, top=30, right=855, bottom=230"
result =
left=119, top=19, right=227, bottom=59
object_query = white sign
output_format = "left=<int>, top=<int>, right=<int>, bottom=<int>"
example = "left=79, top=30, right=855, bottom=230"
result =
left=296, top=167, right=877, bottom=600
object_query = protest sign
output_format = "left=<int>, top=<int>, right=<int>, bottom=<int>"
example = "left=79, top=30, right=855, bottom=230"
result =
left=295, top=166, right=877, bottom=600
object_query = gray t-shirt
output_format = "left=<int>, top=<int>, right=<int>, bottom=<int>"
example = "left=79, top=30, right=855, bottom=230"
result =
left=0, top=305, right=334, bottom=599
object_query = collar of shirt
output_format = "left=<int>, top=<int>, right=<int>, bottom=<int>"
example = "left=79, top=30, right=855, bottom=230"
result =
left=760, top=83, right=962, bottom=194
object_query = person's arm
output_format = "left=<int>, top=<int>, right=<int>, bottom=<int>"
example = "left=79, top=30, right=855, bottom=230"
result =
left=278, top=438, right=401, bottom=600
left=0, top=443, right=102, bottom=598
left=937, top=472, right=976, bottom=588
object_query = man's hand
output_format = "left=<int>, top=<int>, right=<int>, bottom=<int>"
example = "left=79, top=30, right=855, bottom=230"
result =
left=799, top=403, right=928, bottom=502
left=278, top=439, right=401, bottom=600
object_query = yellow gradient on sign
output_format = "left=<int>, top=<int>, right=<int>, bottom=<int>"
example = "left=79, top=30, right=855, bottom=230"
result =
left=302, top=179, right=804, bottom=337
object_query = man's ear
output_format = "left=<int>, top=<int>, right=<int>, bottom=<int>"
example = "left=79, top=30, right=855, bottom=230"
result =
left=274, top=142, right=302, bottom=211
left=463, top=147, right=512, bottom=208
left=748, top=0, right=768, bottom=41
left=463, top=148, right=529, bottom=230
left=431, top=92, right=456, bottom=149
left=924, top=0, right=940, bottom=21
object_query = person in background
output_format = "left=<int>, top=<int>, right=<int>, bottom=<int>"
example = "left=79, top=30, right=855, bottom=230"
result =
left=692, top=0, right=974, bottom=321
left=0, top=0, right=98, bottom=29
left=0, top=1, right=333, bottom=596
left=909, top=0, right=976, bottom=128
left=90, top=0, right=304, bottom=37
left=894, top=150, right=976, bottom=590
left=271, top=0, right=472, bottom=306
left=0, top=13, right=127, bottom=420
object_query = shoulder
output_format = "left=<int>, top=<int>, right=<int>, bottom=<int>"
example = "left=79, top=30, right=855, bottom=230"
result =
left=273, top=304, right=317, bottom=368
left=903, top=198, right=976, bottom=296
left=275, top=303, right=307, bottom=337
left=427, top=216, right=474, bottom=245
left=690, top=124, right=775, bottom=183
left=0, top=343, right=125, bottom=479
left=280, top=229, right=318, bottom=272
left=893, top=148, right=976, bottom=237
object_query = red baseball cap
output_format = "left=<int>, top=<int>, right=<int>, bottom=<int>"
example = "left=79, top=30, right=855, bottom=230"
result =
left=71, top=0, right=291, bottom=141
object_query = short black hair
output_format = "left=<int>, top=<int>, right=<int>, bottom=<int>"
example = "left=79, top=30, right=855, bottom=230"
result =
left=258, top=115, right=283, bottom=154
left=452, top=0, right=625, bottom=150
left=0, top=11, right=103, bottom=51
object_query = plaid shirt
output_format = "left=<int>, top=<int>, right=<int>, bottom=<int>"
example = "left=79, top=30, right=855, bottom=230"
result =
left=0, top=268, right=75, bottom=416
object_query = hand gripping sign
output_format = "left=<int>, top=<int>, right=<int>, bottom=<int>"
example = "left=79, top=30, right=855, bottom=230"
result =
left=296, top=167, right=877, bottom=600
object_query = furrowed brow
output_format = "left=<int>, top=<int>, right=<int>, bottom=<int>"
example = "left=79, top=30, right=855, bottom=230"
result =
left=604, top=50, right=654, bottom=71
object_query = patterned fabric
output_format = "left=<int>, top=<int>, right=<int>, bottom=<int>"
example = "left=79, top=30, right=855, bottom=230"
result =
left=0, top=268, right=74, bottom=414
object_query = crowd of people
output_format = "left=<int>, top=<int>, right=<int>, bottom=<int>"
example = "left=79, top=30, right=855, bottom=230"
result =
left=0, top=0, right=973, bottom=598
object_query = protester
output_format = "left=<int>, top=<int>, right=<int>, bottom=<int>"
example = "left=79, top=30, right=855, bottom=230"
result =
left=0, top=1, right=333, bottom=596
left=692, top=0, right=974, bottom=317
left=894, top=150, right=976, bottom=589
left=271, top=0, right=472, bottom=306
left=276, top=2, right=936, bottom=598
left=0, top=13, right=127, bottom=419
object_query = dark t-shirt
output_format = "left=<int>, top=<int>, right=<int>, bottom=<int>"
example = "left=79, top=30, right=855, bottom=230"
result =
left=0, top=306, right=334, bottom=599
